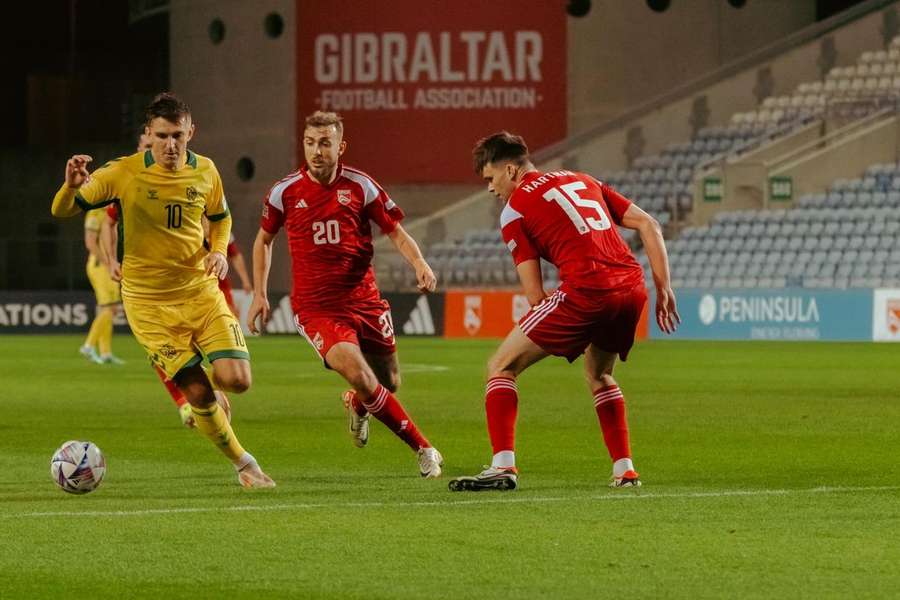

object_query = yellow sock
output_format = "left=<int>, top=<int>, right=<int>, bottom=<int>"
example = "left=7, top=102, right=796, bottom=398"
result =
left=84, top=313, right=102, bottom=348
left=203, top=366, right=222, bottom=392
left=191, top=403, right=246, bottom=466
left=97, top=310, right=114, bottom=356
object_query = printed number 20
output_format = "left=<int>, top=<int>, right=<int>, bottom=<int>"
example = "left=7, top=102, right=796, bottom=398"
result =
left=312, top=220, right=340, bottom=245
left=542, top=182, right=611, bottom=234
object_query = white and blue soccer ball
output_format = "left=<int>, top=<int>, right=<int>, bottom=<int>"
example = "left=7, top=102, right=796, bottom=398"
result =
left=50, top=440, right=106, bottom=494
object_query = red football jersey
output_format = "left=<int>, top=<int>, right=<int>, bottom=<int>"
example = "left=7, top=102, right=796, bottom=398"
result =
left=261, top=164, right=404, bottom=314
left=501, top=170, right=643, bottom=292
left=226, top=232, right=239, bottom=257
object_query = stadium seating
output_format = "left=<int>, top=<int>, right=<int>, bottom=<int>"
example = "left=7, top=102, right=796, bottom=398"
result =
left=404, top=159, right=900, bottom=291
left=410, top=36, right=900, bottom=291
left=603, top=35, right=900, bottom=230
left=651, top=161, right=900, bottom=290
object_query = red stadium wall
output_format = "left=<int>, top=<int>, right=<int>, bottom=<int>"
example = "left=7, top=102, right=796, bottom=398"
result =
left=296, top=0, right=567, bottom=184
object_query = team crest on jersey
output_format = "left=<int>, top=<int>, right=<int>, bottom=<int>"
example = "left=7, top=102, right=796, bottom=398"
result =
left=313, top=332, right=324, bottom=350
left=337, top=189, right=352, bottom=205
left=186, top=186, right=201, bottom=202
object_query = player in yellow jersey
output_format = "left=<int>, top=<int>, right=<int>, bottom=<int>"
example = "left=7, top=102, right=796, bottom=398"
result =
left=51, top=93, right=274, bottom=488
left=79, top=206, right=125, bottom=365
left=95, top=133, right=232, bottom=429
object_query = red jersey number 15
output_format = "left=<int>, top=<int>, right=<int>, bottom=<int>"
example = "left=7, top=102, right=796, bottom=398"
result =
left=542, top=182, right=611, bottom=234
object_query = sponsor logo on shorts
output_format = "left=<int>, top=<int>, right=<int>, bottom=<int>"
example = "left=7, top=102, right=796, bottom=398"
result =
left=337, top=189, right=352, bottom=205
left=159, top=344, right=178, bottom=360
left=313, top=331, right=324, bottom=350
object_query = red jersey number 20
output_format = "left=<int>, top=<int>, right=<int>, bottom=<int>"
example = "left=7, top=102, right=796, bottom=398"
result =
left=312, top=220, right=341, bottom=245
left=542, top=182, right=611, bottom=234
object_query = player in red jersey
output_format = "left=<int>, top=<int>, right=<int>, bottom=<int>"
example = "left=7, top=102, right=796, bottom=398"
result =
left=247, top=111, right=444, bottom=478
left=217, top=232, right=253, bottom=316
left=449, top=132, right=680, bottom=492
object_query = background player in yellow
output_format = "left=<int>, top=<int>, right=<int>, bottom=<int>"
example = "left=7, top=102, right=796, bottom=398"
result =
left=50, top=93, right=274, bottom=488
left=79, top=206, right=124, bottom=365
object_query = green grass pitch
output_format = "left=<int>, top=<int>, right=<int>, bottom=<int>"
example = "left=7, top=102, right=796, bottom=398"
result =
left=1, top=334, right=898, bottom=598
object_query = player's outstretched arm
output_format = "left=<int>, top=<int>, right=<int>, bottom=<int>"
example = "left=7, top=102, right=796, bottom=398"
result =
left=516, top=260, right=547, bottom=307
left=621, top=204, right=680, bottom=334
left=205, top=214, right=232, bottom=280
left=387, top=224, right=436, bottom=293
left=247, top=228, right=277, bottom=334
left=51, top=155, right=94, bottom=218
left=230, top=250, right=253, bottom=293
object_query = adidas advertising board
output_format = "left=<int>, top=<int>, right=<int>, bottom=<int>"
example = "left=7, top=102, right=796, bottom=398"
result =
left=230, top=291, right=444, bottom=336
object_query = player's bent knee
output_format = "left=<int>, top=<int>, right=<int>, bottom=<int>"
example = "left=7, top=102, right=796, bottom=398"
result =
left=346, top=368, right=379, bottom=396
left=225, top=376, right=251, bottom=394
left=213, top=361, right=252, bottom=393
left=591, top=373, right=616, bottom=389
left=220, top=372, right=252, bottom=393
left=486, top=355, right=516, bottom=380
left=383, top=372, right=401, bottom=393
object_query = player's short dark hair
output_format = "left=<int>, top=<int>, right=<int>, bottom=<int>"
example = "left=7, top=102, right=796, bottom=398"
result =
left=472, top=131, right=530, bottom=175
left=305, top=111, right=344, bottom=136
left=145, top=92, right=191, bottom=126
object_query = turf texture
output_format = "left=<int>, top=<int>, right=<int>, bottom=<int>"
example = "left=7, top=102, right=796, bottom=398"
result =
left=0, top=335, right=898, bottom=598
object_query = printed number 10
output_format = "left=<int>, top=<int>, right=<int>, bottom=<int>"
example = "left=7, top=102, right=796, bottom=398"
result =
left=165, top=204, right=182, bottom=229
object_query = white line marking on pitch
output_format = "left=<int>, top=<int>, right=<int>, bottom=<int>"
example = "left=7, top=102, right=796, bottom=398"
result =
left=5, top=485, right=899, bottom=520
left=258, top=362, right=451, bottom=379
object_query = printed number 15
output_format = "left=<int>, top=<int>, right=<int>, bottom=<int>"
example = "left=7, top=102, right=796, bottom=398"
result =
left=542, top=182, right=611, bottom=234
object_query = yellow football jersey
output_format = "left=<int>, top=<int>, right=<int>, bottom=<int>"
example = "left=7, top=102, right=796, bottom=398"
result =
left=83, top=209, right=105, bottom=264
left=73, top=150, right=230, bottom=303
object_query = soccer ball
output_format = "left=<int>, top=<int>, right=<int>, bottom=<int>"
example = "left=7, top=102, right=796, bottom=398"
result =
left=50, top=440, right=106, bottom=494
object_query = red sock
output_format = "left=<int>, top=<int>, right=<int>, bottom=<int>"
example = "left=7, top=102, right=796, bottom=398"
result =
left=346, top=390, right=367, bottom=417
left=359, top=384, right=430, bottom=451
left=486, top=377, right=518, bottom=455
left=593, top=385, right=631, bottom=461
left=154, top=365, right=187, bottom=408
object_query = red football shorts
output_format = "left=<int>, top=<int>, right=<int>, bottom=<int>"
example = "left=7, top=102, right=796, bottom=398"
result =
left=519, top=283, right=647, bottom=362
left=293, top=296, right=396, bottom=367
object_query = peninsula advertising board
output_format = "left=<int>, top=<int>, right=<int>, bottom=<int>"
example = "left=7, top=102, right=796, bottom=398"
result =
left=650, top=288, right=874, bottom=341
left=296, top=0, right=567, bottom=183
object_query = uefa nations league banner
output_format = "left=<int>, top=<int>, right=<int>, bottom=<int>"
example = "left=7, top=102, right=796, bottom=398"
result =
left=296, top=0, right=567, bottom=183
left=0, top=291, right=130, bottom=333
left=651, top=288, right=874, bottom=341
